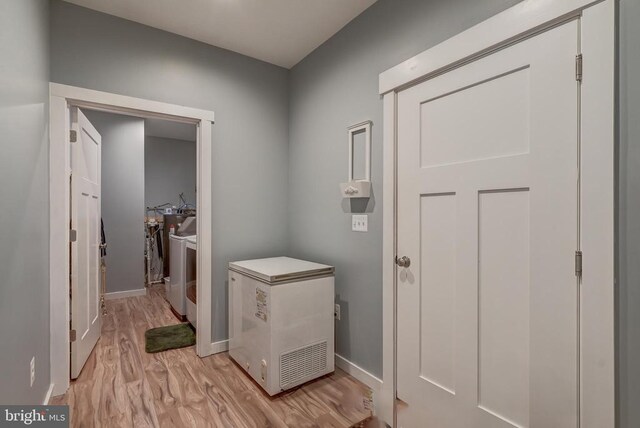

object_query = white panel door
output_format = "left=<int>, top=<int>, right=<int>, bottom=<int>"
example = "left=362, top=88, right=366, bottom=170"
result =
left=70, top=108, right=102, bottom=379
left=396, top=21, right=579, bottom=428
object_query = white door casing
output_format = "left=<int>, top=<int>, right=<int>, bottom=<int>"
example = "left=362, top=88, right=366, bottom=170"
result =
left=396, top=20, right=579, bottom=428
left=380, top=1, right=615, bottom=427
left=50, top=84, right=216, bottom=396
left=70, top=108, right=102, bottom=379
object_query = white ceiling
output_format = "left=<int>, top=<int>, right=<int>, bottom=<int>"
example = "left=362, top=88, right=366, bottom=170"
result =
left=145, top=118, right=196, bottom=142
left=62, top=0, right=378, bottom=68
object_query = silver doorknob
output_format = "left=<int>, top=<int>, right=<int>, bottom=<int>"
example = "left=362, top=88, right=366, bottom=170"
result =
left=396, top=256, right=411, bottom=268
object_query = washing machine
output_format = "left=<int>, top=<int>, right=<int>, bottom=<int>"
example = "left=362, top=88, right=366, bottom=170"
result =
left=169, top=234, right=195, bottom=319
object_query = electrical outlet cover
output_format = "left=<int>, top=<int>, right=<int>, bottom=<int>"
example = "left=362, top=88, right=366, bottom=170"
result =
left=30, top=357, right=35, bottom=387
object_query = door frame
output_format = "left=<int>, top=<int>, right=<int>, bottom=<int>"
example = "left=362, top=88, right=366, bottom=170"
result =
left=49, top=83, right=216, bottom=396
left=379, top=0, right=615, bottom=426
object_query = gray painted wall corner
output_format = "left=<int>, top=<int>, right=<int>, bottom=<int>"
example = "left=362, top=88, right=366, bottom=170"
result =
left=288, top=0, right=522, bottom=379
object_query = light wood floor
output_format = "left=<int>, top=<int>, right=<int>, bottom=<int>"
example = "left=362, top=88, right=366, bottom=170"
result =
left=51, top=285, right=373, bottom=428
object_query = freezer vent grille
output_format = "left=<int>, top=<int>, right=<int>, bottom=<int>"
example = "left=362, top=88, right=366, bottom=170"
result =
left=280, top=341, right=327, bottom=389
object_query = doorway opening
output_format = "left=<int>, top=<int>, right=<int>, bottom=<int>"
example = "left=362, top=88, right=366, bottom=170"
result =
left=49, top=84, right=215, bottom=396
left=76, top=110, right=199, bottom=366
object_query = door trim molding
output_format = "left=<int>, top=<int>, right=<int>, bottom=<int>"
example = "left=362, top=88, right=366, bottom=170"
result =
left=379, top=0, right=615, bottom=426
left=49, top=83, right=216, bottom=396
left=379, top=0, right=608, bottom=95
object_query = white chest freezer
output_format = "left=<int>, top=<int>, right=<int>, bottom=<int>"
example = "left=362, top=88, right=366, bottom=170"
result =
left=228, top=257, right=335, bottom=396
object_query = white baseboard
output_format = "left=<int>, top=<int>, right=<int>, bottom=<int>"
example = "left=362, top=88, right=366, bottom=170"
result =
left=207, top=339, right=229, bottom=355
left=335, top=354, right=383, bottom=392
left=335, top=353, right=383, bottom=415
left=105, top=288, right=147, bottom=300
left=43, top=383, right=55, bottom=405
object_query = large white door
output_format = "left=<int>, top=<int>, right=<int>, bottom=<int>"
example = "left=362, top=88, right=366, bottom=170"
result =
left=70, top=108, right=102, bottom=379
left=396, top=21, right=580, bottom=427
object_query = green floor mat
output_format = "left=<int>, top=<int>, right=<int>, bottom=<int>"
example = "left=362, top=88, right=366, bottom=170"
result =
left=145, top=323, right=196, bottom=353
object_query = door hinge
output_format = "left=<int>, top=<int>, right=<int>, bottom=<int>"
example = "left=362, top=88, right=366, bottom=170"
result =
left=575, top=250, right=583, bottom=277
left=70, top=130, right=77, bottom=143
left=70, top=329, right=77, bottom=342
left=575, top=54, right=583, bottom=82
left=69, top=229, right=77, bottom=242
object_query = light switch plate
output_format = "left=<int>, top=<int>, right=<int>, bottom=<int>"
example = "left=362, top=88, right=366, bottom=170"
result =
left=352, top=215, right=368, bottom=232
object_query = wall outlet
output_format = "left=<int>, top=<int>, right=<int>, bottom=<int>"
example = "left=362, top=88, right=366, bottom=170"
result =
left=30, top=357, right=35, bottom=387
left=352, top=215, right=368, bottom=232
left=334, top=304, right=341, bottom=321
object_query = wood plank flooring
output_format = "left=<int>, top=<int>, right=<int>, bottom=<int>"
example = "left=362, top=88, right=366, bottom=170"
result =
left=51, top=285, right=373, bottom=428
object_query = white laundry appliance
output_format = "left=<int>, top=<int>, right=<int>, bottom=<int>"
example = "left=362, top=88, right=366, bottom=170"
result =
left=228, top=257, right=335, bottom=396
left=185, top=236, right=197, bottom=328
left=169, top=233, right=196, bottom=319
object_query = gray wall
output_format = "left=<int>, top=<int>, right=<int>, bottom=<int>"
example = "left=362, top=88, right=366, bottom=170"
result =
left=50, top=0, right=290, bottom=341
left=84, top=110, right=145, bottom=294
left=288, top=0, right=521, bottom=378
left=145, top=136, right=197, bottom=210
left=618, top=0, right=640, bottom=426
left=0, top=0, right=51, bottom=404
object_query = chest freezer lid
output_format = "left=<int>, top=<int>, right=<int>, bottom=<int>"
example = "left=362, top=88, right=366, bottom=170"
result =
left=228, top=256, right=334, bottom=284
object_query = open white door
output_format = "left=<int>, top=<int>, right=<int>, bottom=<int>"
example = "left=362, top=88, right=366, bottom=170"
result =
left=70, top=107, right=102, bottom=379
left=396, top=20, right=580, bottom=427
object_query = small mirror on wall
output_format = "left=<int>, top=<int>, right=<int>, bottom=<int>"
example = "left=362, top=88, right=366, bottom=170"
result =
left=340, top=121, right=372, bottom=198
left=351, top=128, right=368, bottom=181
